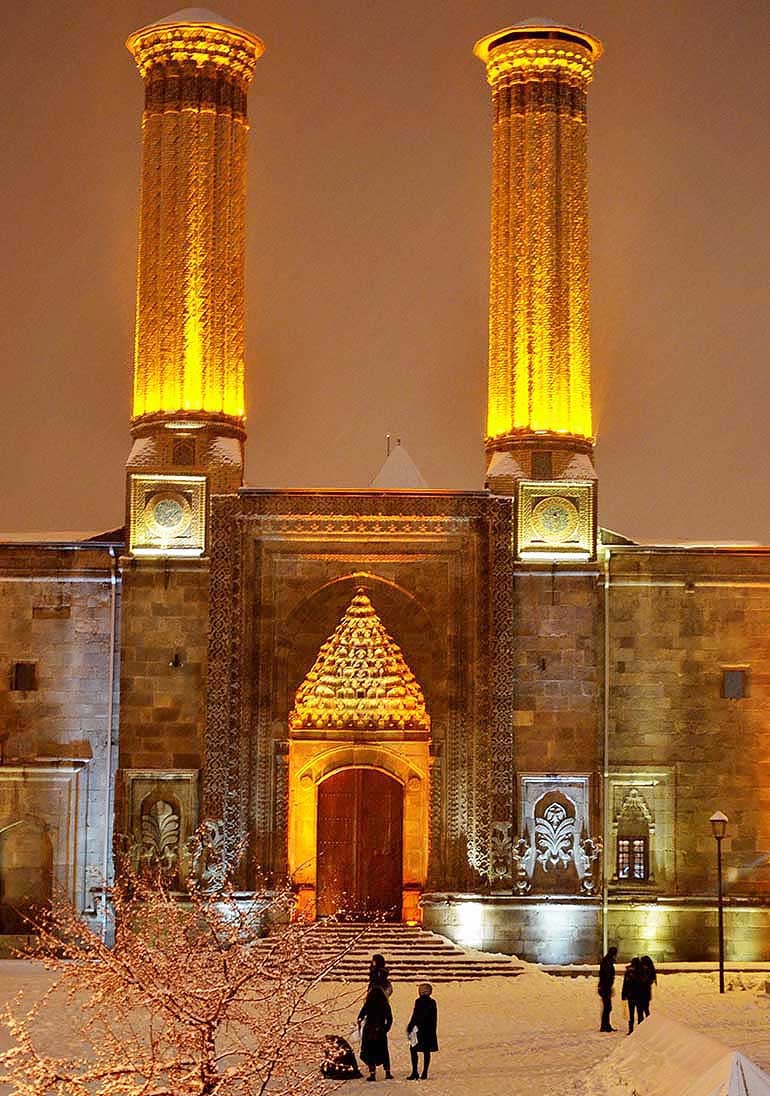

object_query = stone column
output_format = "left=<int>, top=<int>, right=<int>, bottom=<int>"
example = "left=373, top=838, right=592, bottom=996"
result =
left=474, top=22, right=602, bottom=490
left=125, top=11, right=264, bottom=495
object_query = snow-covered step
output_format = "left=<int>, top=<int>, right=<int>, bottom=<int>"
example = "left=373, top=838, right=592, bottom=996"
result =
left=261, top=922, right=524, bottom=982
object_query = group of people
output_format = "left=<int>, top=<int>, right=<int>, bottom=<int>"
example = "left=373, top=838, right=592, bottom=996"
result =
left=598, top=946, right=657, bottom=1033
left=322, top=954, right=439, bottom=1082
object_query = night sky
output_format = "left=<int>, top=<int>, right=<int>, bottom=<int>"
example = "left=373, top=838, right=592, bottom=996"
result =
left=1, top=1, right=768, bottom=544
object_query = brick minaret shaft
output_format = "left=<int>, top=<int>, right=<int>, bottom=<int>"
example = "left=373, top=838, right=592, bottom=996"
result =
left=474, top=23, right=602, bottom=489
left=126, top=11, right=264, bottom=492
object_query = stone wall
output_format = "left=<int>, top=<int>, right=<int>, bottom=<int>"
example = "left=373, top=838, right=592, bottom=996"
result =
left=422, top=895, right=602, bottom=963
left=116, top=557, right=209, bottom=843
left=608, top=900, right=770, bottom=962
left=607, top=548, right=770, bottom=906
left=423, top=896, right=770, bottom=963
left=512, top=561, right=603, bottom=803
left=0, top=542, right=120, bottom=921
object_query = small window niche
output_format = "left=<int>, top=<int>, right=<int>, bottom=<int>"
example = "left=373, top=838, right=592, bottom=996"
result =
left=614, top=786, right=655, bottom=886
left=10, top=661, right=38, bottom=691
left=721, top=667, right=748, bottom=700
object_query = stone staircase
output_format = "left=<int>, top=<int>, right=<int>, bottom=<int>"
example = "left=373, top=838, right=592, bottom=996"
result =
left=289, top=922, right=524, bottom=983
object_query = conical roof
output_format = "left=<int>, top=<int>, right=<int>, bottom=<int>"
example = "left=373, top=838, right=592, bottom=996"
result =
left=289, top=589, right=430, bottom=732
left=370, top=441, right=428, bottom=490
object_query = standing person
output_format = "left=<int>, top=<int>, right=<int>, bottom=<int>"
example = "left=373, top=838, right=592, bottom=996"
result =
left=357, top=984, right=393, bottom=1082
left=598, top=945, right=618, bottom=1032
left=621, top=957, right=646, bottom=1034
left=639, top=955, right=657, bottom=1019
left=406, top=982, right=438, bottom=1081
left=369, top=953, right=392, bottom=996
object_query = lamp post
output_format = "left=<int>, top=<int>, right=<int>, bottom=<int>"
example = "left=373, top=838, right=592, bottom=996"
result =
left=710, top=811, right=728, bottom=993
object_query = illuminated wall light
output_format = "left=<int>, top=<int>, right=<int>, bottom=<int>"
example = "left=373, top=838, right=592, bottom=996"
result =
left=126, top=18, right=264, bottom=428
left=453, top=901, right=484, bottom=949
left=475, top=26, right=602, bottom=448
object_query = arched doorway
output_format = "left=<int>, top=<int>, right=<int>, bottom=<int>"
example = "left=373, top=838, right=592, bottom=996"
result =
left=316, top=769, right=403, bottom=920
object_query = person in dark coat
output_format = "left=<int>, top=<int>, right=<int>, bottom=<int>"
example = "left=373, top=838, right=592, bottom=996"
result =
left=369, top=953, right=392, bottom=996
left=406, top=982, right=438, bottom=1080
left=357, top=985, right=393, bottom=1081
left=598, top=946, right=618, bottom=1032
left=621, top=957, right=647, bottom=1033
left=321, top=1034, right=362, bottom=1079
left=639, top=955, right=657, bottom=1019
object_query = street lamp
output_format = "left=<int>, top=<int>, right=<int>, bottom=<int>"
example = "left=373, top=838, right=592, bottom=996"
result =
left=710, top=810, right=728, bottom=993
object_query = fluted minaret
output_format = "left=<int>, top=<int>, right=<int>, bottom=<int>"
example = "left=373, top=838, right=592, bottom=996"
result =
left=125, top=9, right=264, bottom=496
left=474, top=21, right=602, bottom=492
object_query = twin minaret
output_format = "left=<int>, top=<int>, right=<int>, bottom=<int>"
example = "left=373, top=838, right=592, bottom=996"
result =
left=125, top=11, right=601, bottom=557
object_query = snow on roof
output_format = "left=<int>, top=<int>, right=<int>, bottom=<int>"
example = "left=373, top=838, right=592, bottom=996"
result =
left=0, top=531, right=103, bottom=543
left=370, top=441, right=428, bottom=490
left=151, top=8, right=237, bottom=28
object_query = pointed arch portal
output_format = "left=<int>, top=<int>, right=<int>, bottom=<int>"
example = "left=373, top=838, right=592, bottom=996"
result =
left=287, top=587, right=431, bottom=922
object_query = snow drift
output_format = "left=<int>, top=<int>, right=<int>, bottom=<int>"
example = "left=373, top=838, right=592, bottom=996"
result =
left=580, top=1011, right=770, bottom=1096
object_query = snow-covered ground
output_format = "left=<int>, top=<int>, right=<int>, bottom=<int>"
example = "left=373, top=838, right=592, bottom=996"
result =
left=2, top=961, right=769, bottom=1094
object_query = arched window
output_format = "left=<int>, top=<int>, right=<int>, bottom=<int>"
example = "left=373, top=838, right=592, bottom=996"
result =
left=615, top=789, right=654, bottom=883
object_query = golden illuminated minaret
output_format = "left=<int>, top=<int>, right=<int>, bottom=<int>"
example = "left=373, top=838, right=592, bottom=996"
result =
left=125, top=10, right=264, bottom=554
left=474, top=21, right=602, bottom=498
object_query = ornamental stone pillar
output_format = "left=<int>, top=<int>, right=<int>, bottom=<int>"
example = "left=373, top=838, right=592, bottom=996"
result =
left=474, top=21, right=602, bottom=495
left=125, top=10, right=264, bottom=554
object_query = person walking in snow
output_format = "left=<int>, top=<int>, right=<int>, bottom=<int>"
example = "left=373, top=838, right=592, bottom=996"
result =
left=598, top=945, right=618, bottom=1031
left=639, top=955, right=657, bottom=1019
left=621, top=956, right=647, bottom=1034
left=369, top=953, right=392, bottom=997
left=357, top=984, right=393, bottom=1082
left=406, top=982, right=438, bottom=1081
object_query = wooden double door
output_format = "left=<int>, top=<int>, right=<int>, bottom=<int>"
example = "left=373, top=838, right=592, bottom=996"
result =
left=316, top=768, right=403, bottom=920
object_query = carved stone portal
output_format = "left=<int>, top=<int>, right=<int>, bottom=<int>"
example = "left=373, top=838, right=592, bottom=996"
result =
left=288, top=588, right=430, bottom=921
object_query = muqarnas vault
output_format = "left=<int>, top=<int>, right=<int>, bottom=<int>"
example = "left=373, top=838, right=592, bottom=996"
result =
left=0, top=11, right=768, bottom=963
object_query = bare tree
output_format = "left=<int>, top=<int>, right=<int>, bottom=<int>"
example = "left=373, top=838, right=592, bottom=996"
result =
left=0, top=861, right=358, bottom=1096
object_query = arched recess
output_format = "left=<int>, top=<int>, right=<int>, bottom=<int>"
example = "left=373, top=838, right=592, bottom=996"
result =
left=614, top=788, right=655, bottom=883
left=288, top=744, right=430, bottom=923
left=0, top=816, right=53, bottom=934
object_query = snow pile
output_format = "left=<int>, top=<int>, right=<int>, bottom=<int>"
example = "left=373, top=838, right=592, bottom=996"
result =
left=3, top=962, right=770, bottom=1095
left=576, top=1011, right=770, bottom=1096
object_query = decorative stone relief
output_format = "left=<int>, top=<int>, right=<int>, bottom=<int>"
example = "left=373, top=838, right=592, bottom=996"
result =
left=290, top=588, right=431, bottom=733
left=205, top=492, right=514, bottom=890
left=489, top=821, right=513, bottom=883
left=516, top=480, right=595, bottom=561
left=123, top=770, right=198, bottom=882
left=129, top=474, right=207, bottom=557
left=535, top=800, right=575, bottom=871
left=140, top=800, right=180, bottom=872
left=576, top=834, right=603, bottom=896
left=186, top=819, right=229, bottom=895
left=512, top=835, right=535, bottom=894
left=518, top=775, right=602, bottom=895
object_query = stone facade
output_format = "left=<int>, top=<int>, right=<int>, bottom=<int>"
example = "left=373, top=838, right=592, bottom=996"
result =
left=0, top=542, right=120, bottom=934
left=1, top=15, right=768, bottom=965
left=605, top=548, right=770, bottom=939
